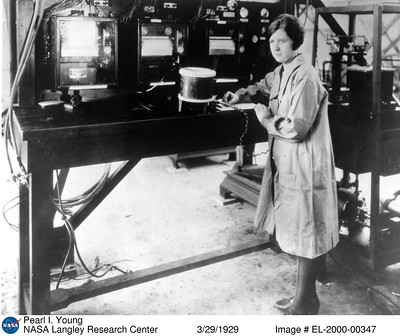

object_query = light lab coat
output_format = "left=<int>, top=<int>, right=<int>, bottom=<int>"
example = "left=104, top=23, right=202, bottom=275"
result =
left=251, top=55, right=339, bottom=258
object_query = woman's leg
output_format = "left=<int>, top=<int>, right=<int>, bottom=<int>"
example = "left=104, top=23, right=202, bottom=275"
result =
left=290, top=256, right=319, bottom=314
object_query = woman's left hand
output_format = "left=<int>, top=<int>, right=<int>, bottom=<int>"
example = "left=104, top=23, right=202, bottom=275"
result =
left=255, top=103, right=272, bottom=124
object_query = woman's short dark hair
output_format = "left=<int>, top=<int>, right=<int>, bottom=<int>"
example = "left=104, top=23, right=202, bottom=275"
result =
left=268, top=14, right=304, bottom=50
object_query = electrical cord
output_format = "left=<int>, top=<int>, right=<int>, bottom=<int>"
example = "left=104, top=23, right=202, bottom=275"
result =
left=117, top=0, right=157, bottom=23
left=301, top=0, right=309, bottom=28
left=50, top=259, right=133, bottom=284
left=52, top=166, right=122, bottom=288
left=53, top=164, right=111, bottom=209
left=191, top=0, right=216, bottom=25
left=2, top=191, right=28, bottom=232
left=218, top=100, right=269, bottom=159
left=51, top=197, right=115, bottom=288
left=5, top=0, right=87, bottom=181
left=44, top=0, right=85, bottom=22
left=54, top=170, right=74, bottom=289
left=142, top=66, right=180, bottom=93
left=4, top=0, right=45, bottom=182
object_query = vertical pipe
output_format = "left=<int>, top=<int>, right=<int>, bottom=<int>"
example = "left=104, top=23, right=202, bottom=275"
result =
left=370, top=4, right=383, bottom=271
left=16, top=0, right=36, bottom=105
left=312, top=8, right=319, bottom=67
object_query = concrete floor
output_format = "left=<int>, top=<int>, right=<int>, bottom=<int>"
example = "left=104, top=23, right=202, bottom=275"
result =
left=1, top=153, right=400, bottom=315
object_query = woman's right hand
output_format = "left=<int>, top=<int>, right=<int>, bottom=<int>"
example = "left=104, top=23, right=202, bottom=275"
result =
left=222, top=91, right=240, bottom=105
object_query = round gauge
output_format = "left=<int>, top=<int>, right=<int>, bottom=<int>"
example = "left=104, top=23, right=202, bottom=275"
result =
left=239, top=45, right=245, bottom=53
left=252, top=35, right=259, bottom=43
left=141, top=26, right=148, bottom=35
left=260, top=8, right=269, bottom=18
left=177, top=45, right=184, bottom=54
left=104, top=46, right=112, bottom=55
left=239, top=7, right=249, bottom=19
left=165, top=27, right=172, bottom=35
left=227, top=0, right=238, bottom=11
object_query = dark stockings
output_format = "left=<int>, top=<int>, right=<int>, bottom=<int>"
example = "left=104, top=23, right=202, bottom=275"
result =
left=291, top=255, right=323, bottom=314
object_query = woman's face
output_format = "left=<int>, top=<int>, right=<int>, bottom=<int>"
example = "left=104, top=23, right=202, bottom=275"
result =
left=269, top=28, right=297, bottom=65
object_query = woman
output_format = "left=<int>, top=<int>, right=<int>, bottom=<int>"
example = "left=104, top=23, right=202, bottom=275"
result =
left=224, top=14, right=339, bottom=315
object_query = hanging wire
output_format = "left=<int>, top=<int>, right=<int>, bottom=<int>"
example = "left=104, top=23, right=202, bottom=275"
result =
left=191, top=0, right=216, bottom=26
left=2, top=192, right=28, bottom=232
left=43, top=0, right=85, bottom=22
left=52, top=166, right=116, bottom=289
left=218, top=101, right=269, bottom=159
left=117, top=0, right=157, bottom=23
left=143, top=66, right=180, bottom=93
left=54, top=170, right=74, bottom=289
left=53, top=164, right=111, bottom=209
left=302, top=0, right=310, bottom=28
left=4, top=0, right=45, bottom=182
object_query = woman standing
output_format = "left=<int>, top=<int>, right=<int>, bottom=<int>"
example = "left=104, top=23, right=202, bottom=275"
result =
left=224, top=14, right=339, bottom=315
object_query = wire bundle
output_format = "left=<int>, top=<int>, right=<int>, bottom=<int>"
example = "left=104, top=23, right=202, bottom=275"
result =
left=117, top=0, right=157, bottom=23
left=52, top=164, right=115, bottom=289
left=44, top=0, right=85, bottom=22
left=191, top=0, right=219, bottom=26
left=53, top=164, right=111, bottom=209
left=4, top=0, right=46, bottom=182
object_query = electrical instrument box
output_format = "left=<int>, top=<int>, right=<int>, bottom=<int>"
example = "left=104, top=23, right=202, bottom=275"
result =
left=190, top=20, right=245, bottom=81
left=119, top=19, right=188, bottom=87
left=347, top=66, right=396, bottom=111
left=189, top=0, right=281, bottom=84
left=41, top=16, right=118, bottom=91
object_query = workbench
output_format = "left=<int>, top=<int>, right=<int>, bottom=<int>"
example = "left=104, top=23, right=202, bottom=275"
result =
left=11, top=103, right=270, bottom=314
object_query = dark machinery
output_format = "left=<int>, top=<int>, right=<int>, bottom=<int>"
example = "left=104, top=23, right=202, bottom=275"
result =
left=323, top=33, right=369, bottom=103
left=313, top=5, right=400, bottom=271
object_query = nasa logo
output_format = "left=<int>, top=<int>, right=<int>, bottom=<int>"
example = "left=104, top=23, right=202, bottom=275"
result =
left=2, top=316, right=21, bottom=334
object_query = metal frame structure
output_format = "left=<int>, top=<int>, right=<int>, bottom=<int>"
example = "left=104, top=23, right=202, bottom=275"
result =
left=312, top=4, right=400, bottom=271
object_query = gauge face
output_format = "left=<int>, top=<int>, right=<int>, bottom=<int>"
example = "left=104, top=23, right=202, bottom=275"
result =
left=141, top=26, right=148, bottom=35
left=252, top=35, right=259, bottom=43
left=239, top=7, right=249, bottom=18
left=260, top=8, right=269, bottom=18
left=165, top=27, right=172, bottom=35
left=227, top=0, right=238, bottom=11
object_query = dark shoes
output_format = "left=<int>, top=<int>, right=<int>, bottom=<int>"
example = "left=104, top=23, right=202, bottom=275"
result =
left=274, top=297, right=294, bottom=312
left=275, top=296, right=320, bottom=315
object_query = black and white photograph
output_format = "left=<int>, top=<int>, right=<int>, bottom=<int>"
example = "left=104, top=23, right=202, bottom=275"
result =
left=1, top=0, right=400, bottom=333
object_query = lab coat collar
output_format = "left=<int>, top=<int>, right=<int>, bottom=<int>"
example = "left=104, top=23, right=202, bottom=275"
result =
left=279, top=54, right=305, bottom=96
left=270, top=54, right=305, bottom=101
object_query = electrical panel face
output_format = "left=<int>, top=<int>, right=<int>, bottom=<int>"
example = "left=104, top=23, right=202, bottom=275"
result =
left=138, top=21, right=188, bottom=85
left=118, top=19, right=188, bottom=87
left=44, top=16, right=118, bottom=90
left=189, top=1, right=281, bottom=83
